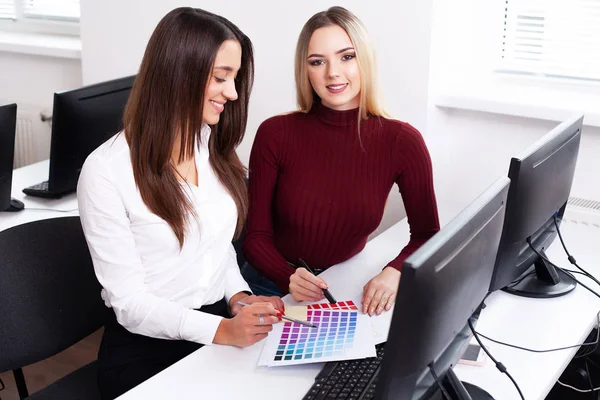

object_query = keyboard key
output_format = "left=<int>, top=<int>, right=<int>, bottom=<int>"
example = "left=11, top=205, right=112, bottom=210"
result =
left=304, top=344, right=385, bottom=400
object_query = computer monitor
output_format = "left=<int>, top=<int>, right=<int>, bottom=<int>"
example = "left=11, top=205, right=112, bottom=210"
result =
left=376, top=177, right=510, bottom=400
left=0, top=103, right=24, bottom=212
left=22, top=75, right=135, bottom=198
left=489, top=115, right=583, bottom=298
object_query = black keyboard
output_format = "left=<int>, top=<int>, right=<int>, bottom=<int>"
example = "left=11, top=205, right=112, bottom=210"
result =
left=28, top=181, right=49, bottom=191
left=22, top=180, right=66, bottom=199
left=303, top=343, right=385, bottom=400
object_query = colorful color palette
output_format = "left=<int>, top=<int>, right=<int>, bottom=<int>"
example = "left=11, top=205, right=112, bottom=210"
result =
left=273, top=310, right=357, bottom=362
left=307, top=300, right=359, bottom=311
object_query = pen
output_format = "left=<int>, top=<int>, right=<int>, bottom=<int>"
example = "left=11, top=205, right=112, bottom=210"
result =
left=236, top=301, right=317, bottom=328
left=298, top=258, right=337, bottom=304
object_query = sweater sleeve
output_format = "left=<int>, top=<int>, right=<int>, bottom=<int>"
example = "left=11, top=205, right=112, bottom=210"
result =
left=243, top=117, right=296, bottom=292
left=387, top=123, right=440, bottom=271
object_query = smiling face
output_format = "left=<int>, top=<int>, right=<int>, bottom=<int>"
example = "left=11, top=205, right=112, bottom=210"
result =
left=202, top=39, right=242, bottom=125
left=306, top=25, right=361, bottom=111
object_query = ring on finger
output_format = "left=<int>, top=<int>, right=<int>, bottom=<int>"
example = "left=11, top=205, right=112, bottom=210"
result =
left=258, top=314, right=264, bottom=326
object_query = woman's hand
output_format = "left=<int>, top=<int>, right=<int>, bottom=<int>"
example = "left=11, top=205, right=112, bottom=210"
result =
left=361, top=267, right=401, bottom=316
left=289, top=268, right=327, bottom=302
left=229, top=292, right=285, bottom=316
left=213, top=302, right=279, bottom=347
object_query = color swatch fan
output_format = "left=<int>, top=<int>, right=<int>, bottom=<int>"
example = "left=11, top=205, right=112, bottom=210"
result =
left=308, top=300, right=359, bottom=311
left=258, top=301, right=376, bottom=367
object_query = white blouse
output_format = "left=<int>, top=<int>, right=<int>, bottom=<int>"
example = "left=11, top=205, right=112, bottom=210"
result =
left=77, top=125, right=250, bottom=345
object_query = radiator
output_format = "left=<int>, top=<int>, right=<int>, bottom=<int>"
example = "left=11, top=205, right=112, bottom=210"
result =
left=13, top=105, right=51, bottom=168
left=565, top=197, right=600, bottom=228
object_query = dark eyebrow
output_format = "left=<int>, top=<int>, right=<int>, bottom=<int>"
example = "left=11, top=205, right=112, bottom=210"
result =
left=307, top=47, right=355, bottom=58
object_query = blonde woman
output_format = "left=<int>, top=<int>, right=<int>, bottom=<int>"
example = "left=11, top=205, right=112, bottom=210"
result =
left=242, top=6, right=440, bottom=317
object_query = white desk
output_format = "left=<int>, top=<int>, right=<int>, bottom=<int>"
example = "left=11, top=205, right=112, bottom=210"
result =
left=4, top=162, right=600, bottom=400
left=116, top=213, right=600, bottom=400
left=0, top=160, right=78, bottom=233
left=455, top=218, right=600, bottom=399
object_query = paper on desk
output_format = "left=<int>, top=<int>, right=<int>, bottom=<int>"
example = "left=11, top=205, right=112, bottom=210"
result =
left=257, top=301, right=376, bottom=367
left=284, top=298, right=393, bottom=345
left=340, top=297, right=393, bottom=345
left=368, top=305, right=394, bottom=345
left=282, top=306, right=307, bottom=321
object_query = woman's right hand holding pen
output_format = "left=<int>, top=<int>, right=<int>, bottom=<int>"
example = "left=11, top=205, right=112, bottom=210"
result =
left=289, top=268, right=328, bottom=302
left=213, top=303, right=279, bottom=347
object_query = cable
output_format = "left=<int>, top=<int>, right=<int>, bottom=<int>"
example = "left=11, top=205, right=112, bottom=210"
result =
left=574, top=336, right=600, bottom=359
left=551, top=216, right=600, bottom=363
left=506, top=270, right=536, bottom=289
left=563, top=269, right=600, bottom=300
left=588, top=357, right=600, bottom=371
left=584, top=359, right=595, bottom=400
left=468, top=319, right=525, bottom=400
left=499, top=243, right=600, bottom=360
left=24, top=208, right=78, bottom=213
left=428, top=363, right=451, bottom=400
left=563, top=269, right=589, bottom=276
left=525, top=240, right=600, bottom=300
left=557, top=380, right=600, bottom=393
left=474, top=311, right=600, bottom=354
left=553, top=215, right=600, bottom=288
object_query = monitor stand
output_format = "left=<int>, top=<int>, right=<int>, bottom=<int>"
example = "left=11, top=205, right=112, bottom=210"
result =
left=504, top=249, right=576, bottom=298
left=462, top=382, right=495, bottom=400
left=442, top=369, right=494, bottom=400
left=2, top=198, right=24, bottom=212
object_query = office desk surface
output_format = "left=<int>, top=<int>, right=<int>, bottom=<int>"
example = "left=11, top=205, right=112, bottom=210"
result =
left=0, top=160, right=77, bottom=232
left=455, top=218, right=600, bottom=399
left=116, top=217, right=600, bottom=400
left=4, top=162, right=599, bottom=400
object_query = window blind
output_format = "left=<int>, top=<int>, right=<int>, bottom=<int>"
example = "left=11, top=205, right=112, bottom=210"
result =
left=22, top=0, right=80, bottom=21
left=500, top=0, right=600, bottom=82
left=0, top=0, right=16, bottom=20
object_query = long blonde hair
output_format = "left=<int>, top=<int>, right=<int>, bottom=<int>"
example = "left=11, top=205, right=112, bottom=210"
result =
left=294, top=6, right=389, bottom=121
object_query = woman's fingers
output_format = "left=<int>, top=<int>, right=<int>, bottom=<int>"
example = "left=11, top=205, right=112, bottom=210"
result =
left=297, top=268, right=328, bottom=290
left=290, top=284, right=324, bottom=302
left=290, top=269, right=326, bottom=297
left=362, top=268, right=400, bottom=316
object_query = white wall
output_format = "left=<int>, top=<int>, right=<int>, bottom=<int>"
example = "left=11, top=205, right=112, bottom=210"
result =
left=79, top=0, right=435, bottom=233
left=0, top=53, right=81, bottom=107
left=5, top=0, right=597, bottom=234
left=0, top=52, right=82, bottom=163
left=427, top=0, right=600, bottom=225
left=427, top=108, right=600, bottom=224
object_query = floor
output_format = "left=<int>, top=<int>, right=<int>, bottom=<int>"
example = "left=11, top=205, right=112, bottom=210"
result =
left=0, top=329, right=102, bottom=400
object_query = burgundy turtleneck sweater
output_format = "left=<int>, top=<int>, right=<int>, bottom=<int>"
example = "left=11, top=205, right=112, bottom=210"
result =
left=242, top=103, right=440, bottom=292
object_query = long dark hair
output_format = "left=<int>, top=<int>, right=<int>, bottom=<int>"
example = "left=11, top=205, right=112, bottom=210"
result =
left=123, top=7, right=253, bottom=247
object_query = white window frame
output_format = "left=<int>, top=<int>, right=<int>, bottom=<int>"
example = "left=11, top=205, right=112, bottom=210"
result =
left=497, top=0, right=600, bottom=84
left=430, top=0, right=600, bottom=127
left=0, top=0, right=79, bottom=37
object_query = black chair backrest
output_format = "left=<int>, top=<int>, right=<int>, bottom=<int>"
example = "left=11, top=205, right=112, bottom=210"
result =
left=0, top=216, right=105, bottom=372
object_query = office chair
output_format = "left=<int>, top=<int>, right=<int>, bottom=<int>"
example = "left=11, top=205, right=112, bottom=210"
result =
left=0, top=216, right=104, bottom=399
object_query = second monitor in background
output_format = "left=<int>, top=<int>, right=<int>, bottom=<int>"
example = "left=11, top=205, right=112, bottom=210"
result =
left=0, top=103, right=24, bottom=212
left=489, top=114, right=584, bottom=298
left=23, top=75, right=135, bottom=199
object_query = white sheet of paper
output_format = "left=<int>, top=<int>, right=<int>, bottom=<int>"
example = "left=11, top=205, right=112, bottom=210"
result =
left=343, top=296, right=393, bottom=345
left=296, top=297, right=394, bottom=345
left=368, top=305, right=394, bottom=345
left=258, top=307, right=376, bottom=367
